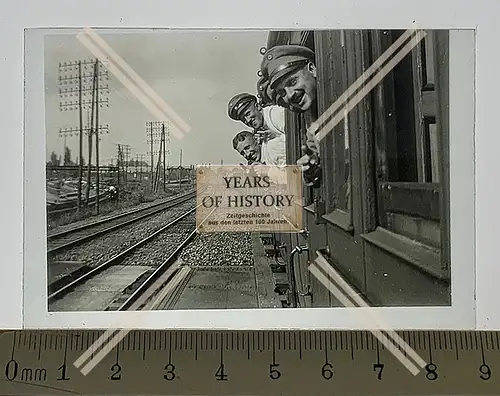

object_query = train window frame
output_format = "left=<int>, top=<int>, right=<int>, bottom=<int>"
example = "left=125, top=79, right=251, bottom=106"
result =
left=314, top=29, right=354, bottom=233
left=361, top=30, right=451, bottom=281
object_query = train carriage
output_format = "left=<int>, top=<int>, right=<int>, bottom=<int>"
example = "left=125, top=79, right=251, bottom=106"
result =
left=265, top=29, right=451, bottom=308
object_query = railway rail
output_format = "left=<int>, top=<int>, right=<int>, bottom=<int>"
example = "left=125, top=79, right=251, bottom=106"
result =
left=113, top=230, right=196, bottom=312
left=48, top=207, right=197, bottom=311
left=47, top=190, right=195, bottom=255
left=46, top=195, right=114, bottom=217
left=117, top=232, right=276, bottom=312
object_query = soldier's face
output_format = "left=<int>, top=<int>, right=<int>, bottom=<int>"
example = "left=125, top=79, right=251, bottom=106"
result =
left=274, top=63, right=317, bottom=113
left=236, top=136, right=261, bottom=163
left=240, top=102, right=264, bottom=130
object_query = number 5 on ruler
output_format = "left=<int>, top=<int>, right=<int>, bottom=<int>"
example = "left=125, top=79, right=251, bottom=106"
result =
left=269, top=363, right=281, bottom=379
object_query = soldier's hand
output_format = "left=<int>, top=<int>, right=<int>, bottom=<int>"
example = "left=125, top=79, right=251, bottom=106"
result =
left=297, top=153, right=312, bottom=172
left=298, top=144, right=319, bottom=167
left=305, top=129, right=320, bottom=154
left=298, top=144, right=321, bottom=187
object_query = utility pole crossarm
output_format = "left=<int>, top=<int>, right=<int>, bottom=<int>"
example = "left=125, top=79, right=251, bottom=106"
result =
left=58, top=57, right=110, bottom=211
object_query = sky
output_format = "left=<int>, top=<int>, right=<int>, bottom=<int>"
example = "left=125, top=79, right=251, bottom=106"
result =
left=44, top=29, right=269, bottom=167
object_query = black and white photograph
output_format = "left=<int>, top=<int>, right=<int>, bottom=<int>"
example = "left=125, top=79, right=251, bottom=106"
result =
left=22, top=26, right=476, bottom=329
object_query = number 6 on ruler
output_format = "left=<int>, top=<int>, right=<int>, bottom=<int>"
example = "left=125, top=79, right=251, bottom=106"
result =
left=322, top=363, right=334, bottom=379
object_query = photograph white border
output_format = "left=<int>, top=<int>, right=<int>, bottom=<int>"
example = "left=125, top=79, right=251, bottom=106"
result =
left=24, top=25, right=475, bottom=330
left=1, top=0, right=493, bottom=330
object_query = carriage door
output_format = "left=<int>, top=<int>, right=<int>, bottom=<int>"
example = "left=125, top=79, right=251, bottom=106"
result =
left=361, top=30, right=451, bottom=306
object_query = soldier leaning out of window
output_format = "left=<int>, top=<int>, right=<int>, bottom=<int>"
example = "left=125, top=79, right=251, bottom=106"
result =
left=228, top=92, right=286, bottom=137
left=260, top=45, right=323, bottom=188
left=232, top=130, right=286, bottom=167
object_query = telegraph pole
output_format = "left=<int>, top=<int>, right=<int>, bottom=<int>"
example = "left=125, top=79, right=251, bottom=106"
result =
left=179, top=149, right=183, bottom=191
left=149, top=122, right=154, bottom=188
left=77, top=61, right=83, bottom=210
left=86, top=70, right=96, bottom=205
left=162, top=123, right=167, bottom=191
left=124, top=144, right=131, bottom=185
left=146, top=121, right=170, bottom=191
left=137, top=154, right=145, bottom=181
left=94, top=59, right=101, bottom=215
left=58, top=59, right=109, bottom=209
left=154, top=135, right=163, bottom=192
left=116, top=145, right=123, bottom=200
left=116, top=144, right=131, bottom=188
left=116, top=144, right=123, bottom=188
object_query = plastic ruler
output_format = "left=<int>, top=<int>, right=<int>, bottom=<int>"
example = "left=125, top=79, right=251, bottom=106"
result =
left=1, top=330, right=499, bottom=395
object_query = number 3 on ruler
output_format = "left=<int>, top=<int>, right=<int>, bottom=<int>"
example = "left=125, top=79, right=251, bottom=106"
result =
left=164, top=363, right=176, bottom=381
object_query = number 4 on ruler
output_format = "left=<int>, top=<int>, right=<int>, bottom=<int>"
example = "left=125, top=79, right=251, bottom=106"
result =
left=215, top=363, right=228, bottom=381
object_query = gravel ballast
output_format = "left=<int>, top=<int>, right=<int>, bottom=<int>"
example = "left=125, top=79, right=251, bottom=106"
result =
left=179, top=232, right=254, bottom=267
left=49, top=201, right=195, bottom=268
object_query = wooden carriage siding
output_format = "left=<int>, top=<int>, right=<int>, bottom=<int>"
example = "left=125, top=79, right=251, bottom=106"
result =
left=266, top=30, right=451, bottom=307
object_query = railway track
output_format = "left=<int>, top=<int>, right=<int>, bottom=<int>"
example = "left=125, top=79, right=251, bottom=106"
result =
left=117, top=232, right=263, bottom=312
left=48, top=207, right=197, bottom=311
left=47, top=190, right=195, bottom=255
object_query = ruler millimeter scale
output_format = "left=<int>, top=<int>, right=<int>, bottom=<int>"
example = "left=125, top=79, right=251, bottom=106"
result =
left=1, top=330, right=499, bottom=395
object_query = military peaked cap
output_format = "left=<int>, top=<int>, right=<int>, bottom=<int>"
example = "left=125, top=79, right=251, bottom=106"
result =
left=260, top=45, right=316, bottom=89
left=228, top=93, right=257, bottom=120
left=256, top=75, right=275, bottom=106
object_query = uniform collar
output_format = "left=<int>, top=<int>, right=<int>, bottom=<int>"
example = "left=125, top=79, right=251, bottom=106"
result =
left=254, top=129, right=280, bottom=143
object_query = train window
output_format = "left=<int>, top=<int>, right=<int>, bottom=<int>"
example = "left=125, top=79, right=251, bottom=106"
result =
left=421, top=33, right=435, bottom=89
left=371, top=30, right=450, bottom=279
left=337, top=31, right=352, bottom=214
left=427, top=122, right=440, bottom=182
left=313, top=29, right=353, bottom=230
left=285, top=110, right=315, bottom=206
